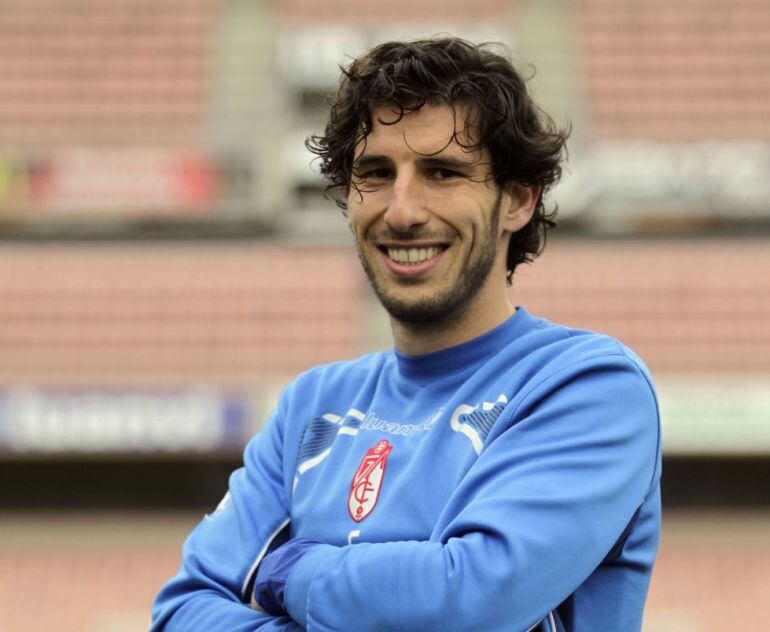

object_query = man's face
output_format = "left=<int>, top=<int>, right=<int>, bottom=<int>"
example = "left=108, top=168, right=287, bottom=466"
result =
left=347, top=103, right=508, bottom=326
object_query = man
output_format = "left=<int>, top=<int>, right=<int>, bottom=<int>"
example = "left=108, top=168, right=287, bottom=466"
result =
left=152, top=38, right=661, bottom=631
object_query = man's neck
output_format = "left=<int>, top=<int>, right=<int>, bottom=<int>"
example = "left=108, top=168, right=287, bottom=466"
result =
left=390, top=299, right=515, bottom=356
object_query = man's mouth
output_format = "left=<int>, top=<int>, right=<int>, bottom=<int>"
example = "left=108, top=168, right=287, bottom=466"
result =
left=381, top=245, right=447, bottom=265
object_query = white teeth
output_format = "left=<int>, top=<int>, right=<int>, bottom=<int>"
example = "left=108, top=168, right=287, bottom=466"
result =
left=386, top=246, right=442, bottom=264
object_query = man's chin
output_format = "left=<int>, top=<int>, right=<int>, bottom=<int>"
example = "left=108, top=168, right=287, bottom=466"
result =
left=375, top=288, right=467, bottom=327
left=360, top=252, right=475, bottom=327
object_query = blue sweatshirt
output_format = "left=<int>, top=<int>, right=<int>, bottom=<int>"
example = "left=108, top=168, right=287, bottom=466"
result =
left=151, top=307, right=662, bottom=631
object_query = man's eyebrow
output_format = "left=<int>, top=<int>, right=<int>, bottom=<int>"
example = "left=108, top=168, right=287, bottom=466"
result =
left=417, top=156, right=481, bottom=169
left=352, top=155, right=391, bottom=169
left=352, top=155, right=482, bottom=170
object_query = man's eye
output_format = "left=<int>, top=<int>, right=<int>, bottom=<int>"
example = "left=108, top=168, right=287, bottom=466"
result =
left=356, top=168, right=391, bottom=180
left=431, top=168, right=462, bottom=180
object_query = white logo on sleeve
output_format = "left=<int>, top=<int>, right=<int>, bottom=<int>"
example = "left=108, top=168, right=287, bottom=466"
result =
left=450, top=394, right=508, bottom=455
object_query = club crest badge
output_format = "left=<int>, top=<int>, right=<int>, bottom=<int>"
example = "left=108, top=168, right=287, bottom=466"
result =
left=348, top=439, right=392, bottom=523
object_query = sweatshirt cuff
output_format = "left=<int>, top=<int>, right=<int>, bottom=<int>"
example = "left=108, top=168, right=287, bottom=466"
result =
left=284, top=543, right=339, bottom=628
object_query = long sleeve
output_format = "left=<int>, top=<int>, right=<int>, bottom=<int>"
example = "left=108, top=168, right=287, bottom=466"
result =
left=283, top=354, right=661, bottom=631
left=151, top=401, right=299, bottom=631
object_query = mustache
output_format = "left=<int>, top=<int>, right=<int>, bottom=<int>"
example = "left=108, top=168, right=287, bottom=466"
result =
left=367, top=228, right=453, bottom=243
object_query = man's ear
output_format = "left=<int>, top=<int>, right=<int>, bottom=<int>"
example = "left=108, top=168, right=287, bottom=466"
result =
left=500, top=183, right=540, bottom=234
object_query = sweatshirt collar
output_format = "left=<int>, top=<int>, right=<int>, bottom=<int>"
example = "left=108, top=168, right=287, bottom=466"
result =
left=394, top=306, right=534, bottom=383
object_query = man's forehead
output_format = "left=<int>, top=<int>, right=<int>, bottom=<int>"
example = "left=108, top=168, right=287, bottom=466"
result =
left=359, top=102, right=484, bottom=160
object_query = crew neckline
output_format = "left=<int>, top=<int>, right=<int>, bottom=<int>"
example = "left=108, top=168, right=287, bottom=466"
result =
left=394, top=306, right=535, bottom=383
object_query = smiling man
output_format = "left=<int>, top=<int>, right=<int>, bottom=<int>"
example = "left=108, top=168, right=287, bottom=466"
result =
left=152, top=38, right=662, bottom=632
left=347, top=102, right=537, bottom=355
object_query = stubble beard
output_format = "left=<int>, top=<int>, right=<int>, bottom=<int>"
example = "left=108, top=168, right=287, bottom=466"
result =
left=357, top=195, right=502, bottom=331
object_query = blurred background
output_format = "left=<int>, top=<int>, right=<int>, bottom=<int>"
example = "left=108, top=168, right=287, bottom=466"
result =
left=0, top=0, right=768, bottom=630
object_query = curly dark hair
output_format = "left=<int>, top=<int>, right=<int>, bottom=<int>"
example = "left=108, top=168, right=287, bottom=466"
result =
left=306, top=37, right=569, bottom=283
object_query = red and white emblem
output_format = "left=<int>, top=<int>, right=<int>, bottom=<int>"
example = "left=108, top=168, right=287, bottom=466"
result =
left=348, top=439, right=392, bottom=523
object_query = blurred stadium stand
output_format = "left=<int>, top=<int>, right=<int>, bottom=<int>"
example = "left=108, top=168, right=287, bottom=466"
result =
left=0, top=243, right=364, bottom=459
left=0, top=1, right=768, bottom=630
left=565, top=0, right=770, bottom=231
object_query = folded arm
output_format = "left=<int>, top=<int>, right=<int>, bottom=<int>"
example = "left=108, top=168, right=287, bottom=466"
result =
left=151, top=398, right=301, bottom=631
left=281, top=356, right=660, bottom=631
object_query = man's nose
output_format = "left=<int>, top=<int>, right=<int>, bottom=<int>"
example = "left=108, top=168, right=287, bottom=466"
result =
left=383, top=173, right=430, bottom=233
